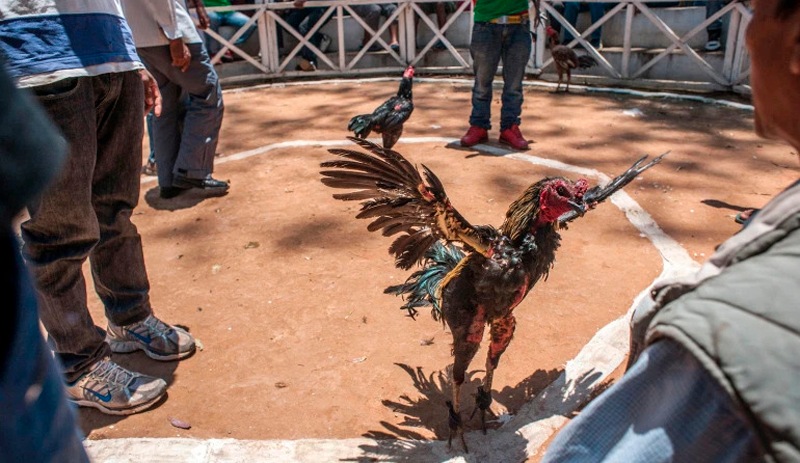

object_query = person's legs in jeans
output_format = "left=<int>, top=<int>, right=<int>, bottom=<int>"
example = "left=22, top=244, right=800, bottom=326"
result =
left=468, top=22, right=502, bottom=130
left=694, top=0, right=724, bottom=48
left=563, top=2, right=581, bottom=43
left=299, top=7, right=331, bottom=62
left=206, top=10, right=224, bottom=56
left=224, top=11, right=257, bottom=45
left=499, top=23, right=532, bottom=131
left=138, top=44, right=224, bottom=183
left=588, top=3, right=606, bottom=47
left=22, top=72, right=151, bottom=382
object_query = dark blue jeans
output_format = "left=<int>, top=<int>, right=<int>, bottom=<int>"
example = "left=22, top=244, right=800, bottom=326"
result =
left=468, top=21, right=532, bottom=131
left=137, top=43, right=224, bottom=189
left=564, top=2, right=607, bottom=46
left=22, top=72, right=153, bottom=382
left=283, top=7, right=331, bottom=62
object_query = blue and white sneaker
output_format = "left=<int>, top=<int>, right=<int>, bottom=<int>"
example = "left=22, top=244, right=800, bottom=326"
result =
left=107, top=314, right=195, bottom=361
left=66, top=357, right=166, bottom=415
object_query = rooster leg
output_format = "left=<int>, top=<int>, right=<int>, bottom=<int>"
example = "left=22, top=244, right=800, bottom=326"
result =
left=566, top=69, right=572, bottom=93
left=472, top=315, right=516, bottom=434
left=446, top=304, right=484, bottom=452
left=555, top=69, right=563, bottom=93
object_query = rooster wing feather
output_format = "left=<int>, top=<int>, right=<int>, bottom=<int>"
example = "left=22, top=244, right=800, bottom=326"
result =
left=321, top=137, right=496, bottom=269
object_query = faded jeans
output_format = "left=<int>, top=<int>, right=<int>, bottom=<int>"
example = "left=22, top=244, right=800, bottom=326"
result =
left=22, top=72, right=153, bottom=382
left=137, top=43, right=224, bottom=189
left=693, top=1, right=725, bottom=38
left=468, top=21, right=532, bottom=131
left=206, top=10, right=257, bottom=56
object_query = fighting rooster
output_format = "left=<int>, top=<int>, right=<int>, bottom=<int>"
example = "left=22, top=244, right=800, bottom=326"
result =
left=320, top=138, right=666, bottom=451
left=546, top=26, right=598, bottom=93
left=348, top=65, right=414, bottom=149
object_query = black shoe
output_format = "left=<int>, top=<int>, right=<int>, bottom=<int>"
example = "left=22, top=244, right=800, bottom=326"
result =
left=172, top=174, right=230, bottom=195
left=160, top=186, right=188, bottom=199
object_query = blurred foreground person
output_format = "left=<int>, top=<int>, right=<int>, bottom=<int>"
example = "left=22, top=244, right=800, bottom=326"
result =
left=543, top=1, right=800, bottom=461
left=0, top=57, right=88, bottom=462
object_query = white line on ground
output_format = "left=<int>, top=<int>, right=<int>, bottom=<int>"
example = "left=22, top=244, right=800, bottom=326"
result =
left=119, top=138, right=699, bottom=462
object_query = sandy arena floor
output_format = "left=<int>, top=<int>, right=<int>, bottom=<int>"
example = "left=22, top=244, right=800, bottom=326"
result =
left=77, top=76, right=797, bottom=461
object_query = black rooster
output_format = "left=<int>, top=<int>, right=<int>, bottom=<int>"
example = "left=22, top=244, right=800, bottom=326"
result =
left=347, top=65, right=414, bottom=149
left=320, top=138, right=666, bottom=451
left=546, top=26, right=598, bottom=93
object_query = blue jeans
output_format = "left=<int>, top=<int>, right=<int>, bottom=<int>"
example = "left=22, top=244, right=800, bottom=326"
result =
left=22, top=72, right=153, bottom=382
left=137, top=43, right=224, bottom=189
left=693, top=1, right=724, bottom=38
left=206, top=10, right=257, bottom=55
left=468, top=21, right=532, bottom=131
left=563, top=2, right=606, bottom=46
left=283, top=7, right=331, bottom=62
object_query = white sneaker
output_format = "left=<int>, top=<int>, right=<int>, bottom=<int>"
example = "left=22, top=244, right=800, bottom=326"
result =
left=704, top=40, right=721, bottom=51
left=66, top=357, right=166, bottom=415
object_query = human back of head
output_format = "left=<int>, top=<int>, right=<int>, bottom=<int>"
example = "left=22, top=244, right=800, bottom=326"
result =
left=746, top=0, right=800, bottom=149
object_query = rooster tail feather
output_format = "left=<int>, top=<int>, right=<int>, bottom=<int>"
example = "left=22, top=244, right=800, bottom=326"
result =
left=384, top=241, right=465, bottom=320
left=348, top=114, right=374, bottom=138
left=577, top=55, right=597, bottom=69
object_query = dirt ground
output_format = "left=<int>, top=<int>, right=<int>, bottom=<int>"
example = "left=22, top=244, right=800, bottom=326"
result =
left=78, top=77, right=796, bottom=455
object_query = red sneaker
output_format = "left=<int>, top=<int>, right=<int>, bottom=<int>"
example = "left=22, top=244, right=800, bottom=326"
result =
left=499, top=124, right=530, bottom=150
left=460, top=126, right=488, bottom=147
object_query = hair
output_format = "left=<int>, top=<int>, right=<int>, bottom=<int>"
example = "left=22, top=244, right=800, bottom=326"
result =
left=777, top=0, right=800, bottom=17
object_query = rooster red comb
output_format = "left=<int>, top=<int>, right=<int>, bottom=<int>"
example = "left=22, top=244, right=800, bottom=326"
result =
left=403, top=65, right=415, bottom=78
left=546, top=26, right=557, bottom=37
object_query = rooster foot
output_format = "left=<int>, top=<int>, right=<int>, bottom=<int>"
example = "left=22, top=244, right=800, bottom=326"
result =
left=446, top=400, right=469, bottom=453
left=470, top=386, right=493, bottom=435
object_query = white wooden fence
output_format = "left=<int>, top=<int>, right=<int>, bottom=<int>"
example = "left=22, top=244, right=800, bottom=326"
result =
left=202, top=0, right=752, bottom=94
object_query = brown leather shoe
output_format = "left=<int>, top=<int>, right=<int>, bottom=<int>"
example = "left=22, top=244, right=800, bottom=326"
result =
left=499, top=124, right=530, bottom=150
left=460, top=126, right=488, bottom=147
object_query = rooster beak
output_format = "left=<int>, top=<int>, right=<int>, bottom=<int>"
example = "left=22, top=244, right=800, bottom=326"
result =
left=568, top=199, right=587, bottom=216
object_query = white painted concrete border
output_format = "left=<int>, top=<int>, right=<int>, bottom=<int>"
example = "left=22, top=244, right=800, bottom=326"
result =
left=118, top=136, right=702, bottom=462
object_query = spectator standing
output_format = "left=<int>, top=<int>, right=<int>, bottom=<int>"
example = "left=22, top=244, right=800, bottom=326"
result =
left=542, top=1, right=800, bottom=461
left=123, top=0, right=230, bottom=199
left=460, top=0, right=533, bottom=151
left=203, top=0, right=257, bottom=59
left=0, top=0, right=195, bottom=415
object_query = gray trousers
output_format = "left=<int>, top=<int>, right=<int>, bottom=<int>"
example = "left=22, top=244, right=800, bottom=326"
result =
left=137, top=43, right=224, bottom=189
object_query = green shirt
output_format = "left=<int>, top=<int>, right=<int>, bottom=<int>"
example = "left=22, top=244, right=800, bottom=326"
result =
left=203, top=0, right=232, bottom=7
left=473, top=0, right=529, bottom=23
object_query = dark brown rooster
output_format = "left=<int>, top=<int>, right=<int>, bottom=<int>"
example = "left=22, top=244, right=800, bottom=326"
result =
left=347, top=65, right=414, bottom=149
left=320, top=138, right=666, bottom=451
left=546, top=26, right=598, bottom=93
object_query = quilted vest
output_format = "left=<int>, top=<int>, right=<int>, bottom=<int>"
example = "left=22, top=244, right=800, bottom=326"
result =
left=630, top=180, right=800, bottom=463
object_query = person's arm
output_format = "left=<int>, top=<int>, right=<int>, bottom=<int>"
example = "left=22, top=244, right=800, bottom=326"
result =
left=186, top=0, right=210, bottom=30
left=541, top=340, right=762, bottom=463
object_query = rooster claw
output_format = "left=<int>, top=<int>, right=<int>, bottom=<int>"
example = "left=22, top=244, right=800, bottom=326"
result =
left=446, top=400, right=469, bottom=453
left=469, top=386, right=492, bottom=435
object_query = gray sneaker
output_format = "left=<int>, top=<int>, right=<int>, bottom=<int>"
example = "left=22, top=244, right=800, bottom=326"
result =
left=65, top=357, right=166, bottom=415
left=107, top=314, right=196, bottom=361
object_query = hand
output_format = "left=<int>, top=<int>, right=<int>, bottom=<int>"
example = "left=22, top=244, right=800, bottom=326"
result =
left=293, top=0, right=306, bottom=8
left=139, top=69, right=162, bottom=117
left=189, top=0, right=210, bottom=30
left=169, top=38, right=192, bottom=72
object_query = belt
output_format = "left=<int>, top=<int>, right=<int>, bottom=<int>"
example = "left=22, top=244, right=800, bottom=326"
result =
left=489, top=12, right=529, bottom=25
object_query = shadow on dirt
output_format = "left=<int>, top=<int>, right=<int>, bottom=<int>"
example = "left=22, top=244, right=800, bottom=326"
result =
left=346, top=367, right=611, bottom=462
left=143, top=186, right=230, bottom=211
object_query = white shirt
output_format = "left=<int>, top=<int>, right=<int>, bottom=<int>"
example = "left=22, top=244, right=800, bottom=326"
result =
left=122, top=0, right=203, bottom=48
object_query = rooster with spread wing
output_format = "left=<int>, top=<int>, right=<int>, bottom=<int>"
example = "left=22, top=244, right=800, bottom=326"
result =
left=320, top=138, right=666, bottom=451
left=347, top=65, right=414, bottom=149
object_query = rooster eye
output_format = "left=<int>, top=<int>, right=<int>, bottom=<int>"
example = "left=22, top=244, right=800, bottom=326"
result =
left=556, top=186, right=568, bottom=196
